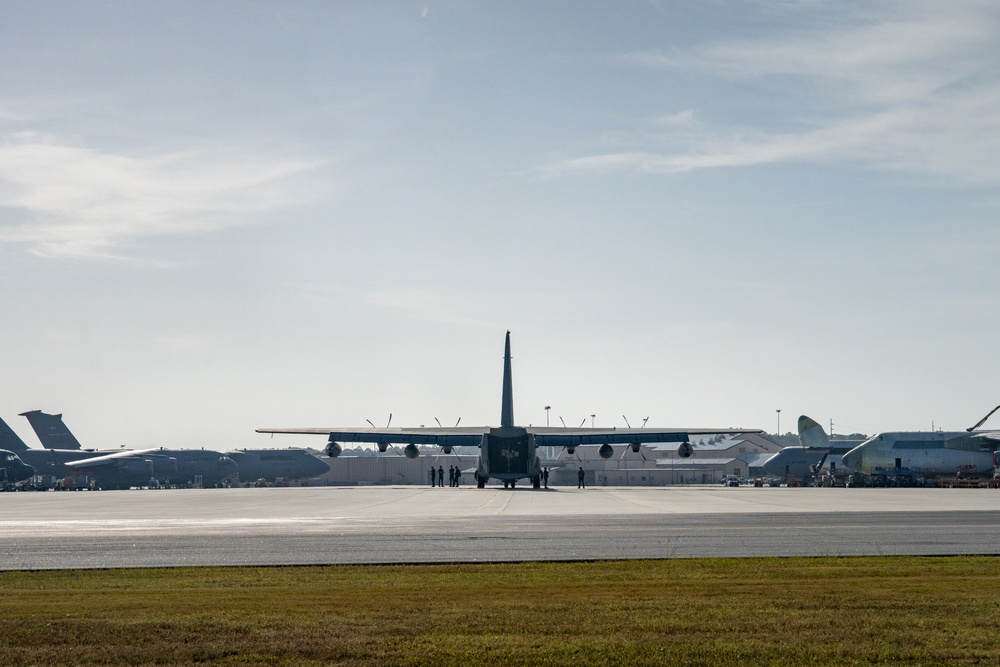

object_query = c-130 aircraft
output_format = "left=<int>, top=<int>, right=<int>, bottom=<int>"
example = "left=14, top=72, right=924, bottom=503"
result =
left=258, top=332, right=759, bottom=488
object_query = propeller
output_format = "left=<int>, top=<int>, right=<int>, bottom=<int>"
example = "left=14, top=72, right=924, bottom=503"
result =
left=366, top=414, right=393, bottom=429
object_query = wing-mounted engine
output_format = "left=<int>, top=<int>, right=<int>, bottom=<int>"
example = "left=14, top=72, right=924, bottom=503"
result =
left=598, top=443, right=614, bottom=459
left=403, top=444, right=419, bottom=459
left=118, top=457, right=155, bottom=475
left=325, top=440, right=343, bottom=458
left=150, top=456, right=178, bottom=475
left=677, top=441, right=693, bottom=458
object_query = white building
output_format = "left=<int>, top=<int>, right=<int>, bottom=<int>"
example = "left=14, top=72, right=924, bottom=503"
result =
left=311, top=434, right=783, bottom=486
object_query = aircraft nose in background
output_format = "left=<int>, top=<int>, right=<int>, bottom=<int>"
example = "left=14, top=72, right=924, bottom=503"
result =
left=306, top=455, right=331, bottom=476
left=841, top=446, right=862, bottom=471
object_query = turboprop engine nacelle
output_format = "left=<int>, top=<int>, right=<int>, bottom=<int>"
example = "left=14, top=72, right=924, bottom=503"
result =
left=325, top=441, right=343, bottom=458
left=677, top=441, right=693, bottom=458
left=403, top=444, right=420, bottom=459
left=442, top=446, right=453, bottom=454
left=598, top=443, right=614, bottom=459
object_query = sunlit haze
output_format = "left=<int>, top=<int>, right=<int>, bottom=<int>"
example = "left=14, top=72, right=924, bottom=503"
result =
left=2, top=2, right=998, bottom=450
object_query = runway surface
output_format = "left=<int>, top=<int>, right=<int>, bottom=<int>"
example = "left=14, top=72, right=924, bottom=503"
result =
left=1, top=485, right=998, bottom=569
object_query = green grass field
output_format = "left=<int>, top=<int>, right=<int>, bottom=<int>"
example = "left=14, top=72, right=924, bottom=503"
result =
left=2, top=557, right=999, bottom=666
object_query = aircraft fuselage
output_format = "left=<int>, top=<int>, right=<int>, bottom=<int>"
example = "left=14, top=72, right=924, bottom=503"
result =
left=842, top=431, right=996, bottom=477
left=479, top=427, right=540, bottom=483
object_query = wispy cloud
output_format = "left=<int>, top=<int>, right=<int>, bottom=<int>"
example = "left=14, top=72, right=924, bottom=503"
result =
left=540, top=1, right=1000, bottom=186
left=0, top=132, right=328, bottom=258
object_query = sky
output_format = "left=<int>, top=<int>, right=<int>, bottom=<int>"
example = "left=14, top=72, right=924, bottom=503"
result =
left=2, top=1, right=999, bottom=451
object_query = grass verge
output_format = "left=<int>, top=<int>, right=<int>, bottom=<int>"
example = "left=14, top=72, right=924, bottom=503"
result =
left=2, top=557, right=999, bottom=666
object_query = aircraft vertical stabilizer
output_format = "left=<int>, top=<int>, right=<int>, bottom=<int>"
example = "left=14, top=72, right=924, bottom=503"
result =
left=500, top=330, right=514, bottom=428
left=20, top=410, right=83, bottom=450
left=798, top=415, right=831, bottom=448
left=0, top=416, right=30, bottom=452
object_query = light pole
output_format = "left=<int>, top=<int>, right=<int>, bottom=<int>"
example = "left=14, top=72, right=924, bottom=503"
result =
left=776, top=409, right=781, bottom=437
left=545, top=406, right=551, bottom=428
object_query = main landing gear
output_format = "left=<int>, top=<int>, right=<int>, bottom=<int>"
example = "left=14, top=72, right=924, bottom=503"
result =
left=503, top=480, right=516, bottom=489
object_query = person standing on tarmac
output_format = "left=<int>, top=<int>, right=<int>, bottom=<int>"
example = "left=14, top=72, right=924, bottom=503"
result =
left=542, top=467, right=549, bottom=489
left=438, top=465, right=445, bottom=487
left=430, top=467, right=436, bottom=487
left=577, top=467, right=585, bottom=489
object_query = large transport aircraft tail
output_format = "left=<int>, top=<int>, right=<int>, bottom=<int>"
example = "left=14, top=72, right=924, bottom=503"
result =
left=501, top=331, right=514, bottom=428
left=798, top=415, right=831, bottom=449
left=19, top=410, right=83, bottom=450
left=0, top=416, right=30, bottom=452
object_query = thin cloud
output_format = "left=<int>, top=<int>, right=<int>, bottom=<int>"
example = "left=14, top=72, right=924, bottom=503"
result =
left=542, top=1, right=1000, bottom=187
left=0, top=133, right=328, bottom=258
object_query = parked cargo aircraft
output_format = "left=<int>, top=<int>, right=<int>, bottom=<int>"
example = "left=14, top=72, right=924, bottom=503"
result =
left=840, top=405, right=1000, bottom=478
left=0, top=414, right=110, bottom=483
left=19, top=410, right=327, bottom=487
left=19, top=410, right=237, bottom=488
left=64, top=447, right=239, bottom=489
left=761, top=416, right=861, bottom=480
left=224, top=448, right=330, bottom=482
left=1, top=449, right=34, bottom=484
left=257, top=332, right=760, bottom=488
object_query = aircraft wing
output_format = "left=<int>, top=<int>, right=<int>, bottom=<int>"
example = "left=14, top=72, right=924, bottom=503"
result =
left=256, top=427, right=491, bottom=448
left=526, top=427, right=760, bottom=447
left=257, top=426, right=759, bottom=448
left=64, top=449, right=160, bottom=469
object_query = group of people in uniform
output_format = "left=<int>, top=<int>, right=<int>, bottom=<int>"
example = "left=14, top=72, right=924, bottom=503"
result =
left=427, top=465, right=586, bottom=488
left=429, top=465, right=462, bottom=487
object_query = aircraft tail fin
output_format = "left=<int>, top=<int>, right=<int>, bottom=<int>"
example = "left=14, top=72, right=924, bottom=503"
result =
left=500, top=331, right=514, bottom=428
left=0, top=415, right=30, bottom=451
left=19, top=410, right=83, bottom=450
left=798, top=415, right=830, bottom=449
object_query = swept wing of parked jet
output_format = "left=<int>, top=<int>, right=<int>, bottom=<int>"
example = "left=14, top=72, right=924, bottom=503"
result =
left=258, top=332, right=761, bottom=488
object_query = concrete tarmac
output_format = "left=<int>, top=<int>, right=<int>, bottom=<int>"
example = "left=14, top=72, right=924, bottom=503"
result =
left=1, top=485, right=998, bottom=569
